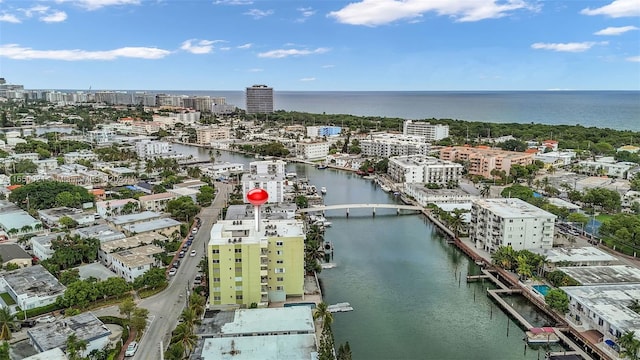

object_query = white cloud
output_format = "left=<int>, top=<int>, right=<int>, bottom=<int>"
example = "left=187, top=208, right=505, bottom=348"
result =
left=296, top=7, right=315, bottom=22
left=22, top=5, right=50, bottom=17
left=248, top=68, right=263, bottom=72
left=300, top=77, right=316, bottom=81
left=594, top=25, right=638, bottom=35
left=56, top=0, right=141, bottom=11
left=41, top=11, right=68, bottom=23
left=214, top=0, right=253, bottom=5
left=19, top=5, right=67, bottom=22
left=0, top=13, right=20, bottom=23
left=244, top=9, right=273, bottom=19
left=219, top=47, right=231, bottom=51
left=627, top=56, right=640, bottom=62
left=237, top=43, right=253, bottom=49
left=0, top=44, right=171, bottom=60
left=531, top=41, right=607, bottom=52
left=327, top=0, right=538, bottom=26
left=180, top=39, right=214, bottom=54
left=258, top=47, right=330, bottom=58
left=321, top=64, right=335, bottom=68
left=581, top=0, right=640, bottom=18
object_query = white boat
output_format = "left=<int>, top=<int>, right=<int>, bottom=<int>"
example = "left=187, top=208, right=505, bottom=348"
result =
left=380, top=185, right=391, bottom=192
left=328, top=302, right=353, bottom=313
left=323, top=221, right=332, bottom=227
left=321, top=262, right=337, bottom=269
left=320, top=187, right=327, bottom=194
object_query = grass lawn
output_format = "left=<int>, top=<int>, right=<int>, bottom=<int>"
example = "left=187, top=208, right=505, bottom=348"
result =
left=0, top=292, right=16, bottom=305
left=596, top=214, right=613, bottom=223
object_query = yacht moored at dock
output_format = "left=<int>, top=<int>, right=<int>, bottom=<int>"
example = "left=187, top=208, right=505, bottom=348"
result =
left=320, top=186, right=327, bottom=194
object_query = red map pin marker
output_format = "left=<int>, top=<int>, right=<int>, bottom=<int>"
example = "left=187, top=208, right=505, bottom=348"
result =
left=247, top=188, right=269, bottom=206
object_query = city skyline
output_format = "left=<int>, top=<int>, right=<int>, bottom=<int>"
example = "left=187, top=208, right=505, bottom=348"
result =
left=1, top=0, right=639, bottom=91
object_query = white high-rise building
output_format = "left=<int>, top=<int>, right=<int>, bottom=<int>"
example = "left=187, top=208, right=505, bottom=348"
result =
left=470, top=198, right=556, bottom=253
left=250, top=160, right=287, bottom=176
left=135, top=140, right=172, bottom=159
left=388, top=155, right=463, bottom=184
left=241, top=174, right=285, bottom=203
left=403, top=121, right=449, bottom=141
left=360, top=134, right=430, bottom=158
left=295, top=141, right=329, bottom=160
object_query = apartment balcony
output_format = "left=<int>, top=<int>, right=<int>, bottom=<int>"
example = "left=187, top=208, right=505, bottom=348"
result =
left=260, top=276, right=268, bottom=285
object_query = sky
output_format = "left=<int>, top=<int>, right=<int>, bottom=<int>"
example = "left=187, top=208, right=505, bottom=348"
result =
left=0, top=0, right=639, bottom=91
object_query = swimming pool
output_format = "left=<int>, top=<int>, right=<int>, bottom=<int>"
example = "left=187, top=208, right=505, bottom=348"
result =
left=532, top=284, right=551, bottom=296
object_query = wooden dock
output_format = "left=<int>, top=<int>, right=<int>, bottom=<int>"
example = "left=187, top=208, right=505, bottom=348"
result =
left=487, top=289, right=532, bottom=329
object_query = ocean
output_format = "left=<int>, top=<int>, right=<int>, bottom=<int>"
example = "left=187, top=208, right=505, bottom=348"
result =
left=151, top=90, right=639, bottom=131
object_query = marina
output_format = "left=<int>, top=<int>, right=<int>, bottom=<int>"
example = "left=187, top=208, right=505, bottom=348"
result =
left=169, top=145, right=586, bottom=359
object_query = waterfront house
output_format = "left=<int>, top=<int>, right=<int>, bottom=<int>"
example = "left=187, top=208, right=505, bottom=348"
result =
left=199, top=307, right=317, bottom=359
left=562, top=284, right=640, bottom=350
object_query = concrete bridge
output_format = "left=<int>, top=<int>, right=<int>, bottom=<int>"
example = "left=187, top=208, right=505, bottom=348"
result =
left=298, top=203, right=423, bottom=217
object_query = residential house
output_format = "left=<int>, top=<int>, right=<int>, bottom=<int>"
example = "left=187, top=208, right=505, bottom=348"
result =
left=0, top=265, right=66, bottom=310
left=106, top=211, right=165, bottom=231
left=27, top=312, right=111, bottom=357
left=0, top=244, right=32, bottom=267
left=138, top=192, right=177, bottom=212
left=121, top=218, right=182, bottom=237
left=38, top=207, right=95, bottom=228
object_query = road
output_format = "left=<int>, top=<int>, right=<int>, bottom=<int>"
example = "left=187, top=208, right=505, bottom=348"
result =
left=91, top=182, right=231, bottom=360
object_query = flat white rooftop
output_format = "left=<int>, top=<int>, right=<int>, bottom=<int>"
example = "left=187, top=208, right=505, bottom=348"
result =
left=559, top=265, right=640, bottom=285
left=209, top=219, right=304, bottom=246
left=473, top=198, right=556, bottom=219
left=201, top=333, right=317, bottom=360
left=221, top=307, right=314, bottom=335
left=531, top=246, right=618, bottom=264
left=562, top=284, right=640, bottom=335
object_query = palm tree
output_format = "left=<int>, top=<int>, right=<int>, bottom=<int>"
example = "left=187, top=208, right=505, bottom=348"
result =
left=313, top=302, right=333, bottom=327
left=171, top=322, right=198, bottom=358
left=65, top=333, right=88, bottom=360
left=20, top=225, right=32, bottom=234
left=450, top=208, right=469, bottom=237
left=619, top=331, right=640, bottom=360
left=0, top=307, right=16, bottom=341
left=165, top=342, right=185, bottom=360
left=189, top=293, right=206, bottom=318
left=480, top=184, right=490, bottom=198
left=34, top=223, right=43, bottom=232
left=180, top=307, right=201, bottom=328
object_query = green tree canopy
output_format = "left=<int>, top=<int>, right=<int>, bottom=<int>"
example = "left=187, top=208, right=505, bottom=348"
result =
left=8, top=180, right=94, bottom=210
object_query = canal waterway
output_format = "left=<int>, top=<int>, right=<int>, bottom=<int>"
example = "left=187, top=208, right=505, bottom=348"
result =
left=173, top=143, right=567, bottom=360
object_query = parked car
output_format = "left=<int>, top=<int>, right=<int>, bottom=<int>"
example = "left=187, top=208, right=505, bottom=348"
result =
left=21, top=319, right=37, bottom=328
left=37, top=315, right=56, bottom=323
left=194, top=275, right=202, bottom=285
left=190, top=250, right=196, bottom=257
left=188, top=235, right=194, bottom=240
left=191, top=228, right=198, bottom=234
left=179, top=251, right=185, bottom=258
left=186, top=240, right=192, bottom=246
left=125, top=341, right=138, bottom=357
left=182, top=244, right=189, bottom=251
left=168, top=268, right=177, bottom=276
left=173, top=260, right=180, bottom=268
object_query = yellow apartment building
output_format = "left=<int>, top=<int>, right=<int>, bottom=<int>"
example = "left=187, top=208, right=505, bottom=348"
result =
left=208, top=219, right=304, bottom=307
left=439, top=146, right=534, bottom=179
